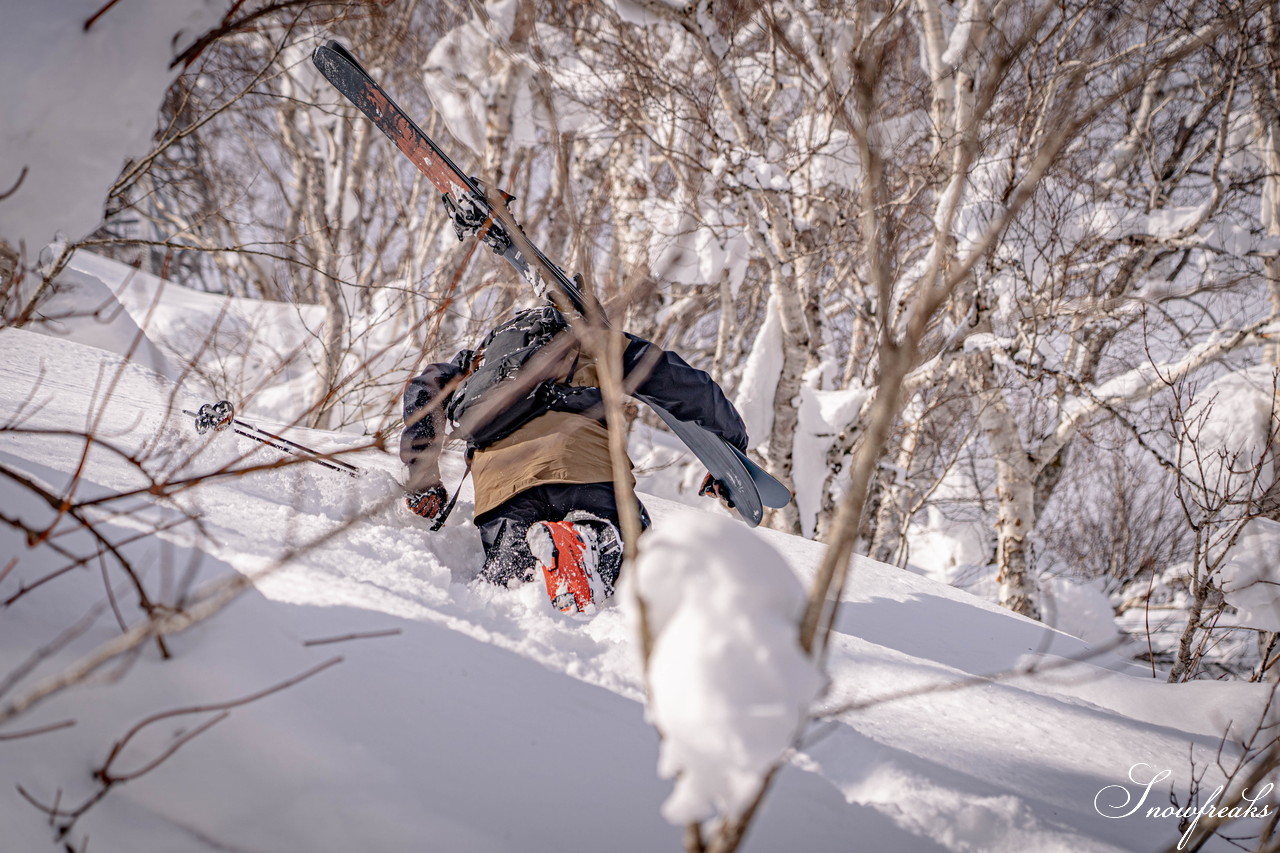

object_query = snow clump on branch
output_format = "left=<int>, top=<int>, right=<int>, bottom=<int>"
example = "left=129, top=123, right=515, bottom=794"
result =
left=1220, top=519, right=1280, bottom=633
left=627, top=513, right=824, bottom=825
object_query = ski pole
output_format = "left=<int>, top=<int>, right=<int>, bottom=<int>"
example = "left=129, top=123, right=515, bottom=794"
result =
left=185, top=401, right=360, bottom=478
left=428, top=458, right=471, bottom=532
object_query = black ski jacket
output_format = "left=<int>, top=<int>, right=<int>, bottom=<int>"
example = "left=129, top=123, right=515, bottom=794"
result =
left=399, top=322, right=748, bottom=509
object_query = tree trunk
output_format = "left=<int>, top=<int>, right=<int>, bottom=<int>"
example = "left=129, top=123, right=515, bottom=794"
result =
left=479, top=0, right=535, bottom=184
left=868, top=409, right=923, bottom=565
left=1249, top=16, right=1280, bottom=518
left=994, top=459, right=1040, bottom=620
left=1265, top=258, right=1280, bottom=521
left=970, top=351, right=1042, bottom=619
left=763, top=276, right=809, bottom=534
left=1168, top=537, right=1211, bottom=683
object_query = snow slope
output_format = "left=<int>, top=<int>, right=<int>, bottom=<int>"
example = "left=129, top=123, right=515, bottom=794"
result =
left=28, top=250, right=329, bottom=422
left=1, top=267, right=1275, bottom=852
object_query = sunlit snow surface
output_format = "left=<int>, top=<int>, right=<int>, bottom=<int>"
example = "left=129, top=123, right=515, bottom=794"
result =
left=0, top=260, right=1274, bottom=852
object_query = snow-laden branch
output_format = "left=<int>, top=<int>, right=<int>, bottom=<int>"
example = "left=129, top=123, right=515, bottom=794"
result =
left=913, top=11, right=1237, bottom=338
left=1037, top=319, right=1272, bottom=468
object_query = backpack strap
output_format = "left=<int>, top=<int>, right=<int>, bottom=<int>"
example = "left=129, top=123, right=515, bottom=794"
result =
left=447, top=306, right=578, bottom=448
left=538, top=382, right=605, bottom=424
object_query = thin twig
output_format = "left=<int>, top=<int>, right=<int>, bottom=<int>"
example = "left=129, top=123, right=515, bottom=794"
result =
left=97, top=655, right=342, bottom=783
left=303, top=629, right=401, bottom=647
left=102, top=712, right=231, bottom=784
left=0, top=165, right=28, bottom=201
left=82, top=0, right=123, bottom=31
left=0, top=719, right=75, bottom=741
left=0, top=602, right=107, bottom=705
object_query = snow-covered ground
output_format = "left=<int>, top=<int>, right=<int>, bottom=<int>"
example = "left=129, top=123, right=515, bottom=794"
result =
left=1, top=256, right=1274, bottom=852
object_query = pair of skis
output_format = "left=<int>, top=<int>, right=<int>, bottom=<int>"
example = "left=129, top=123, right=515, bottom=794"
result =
left=310, top=40, right=790, bottom=526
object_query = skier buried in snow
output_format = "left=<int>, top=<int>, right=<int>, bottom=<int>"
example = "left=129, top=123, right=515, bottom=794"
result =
left=399, top=300, right=749, bottom=614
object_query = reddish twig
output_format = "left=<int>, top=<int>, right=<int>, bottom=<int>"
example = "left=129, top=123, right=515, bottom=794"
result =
left=0, top=719, right=76, bottom=741
left=303, top=628, right=401, bottom=647
left=96, top=655, right=342, bottom=782
left=2, top=515, right=190, bottom=608
left=101, top=712, right=231, bottom=784
left=170, top=0, right=323, bottom=69
left=82, top=0, right=123, bottom=31
left=15, top=656, right=343, bottom=838
left=0, top=165, right=27, bottom=202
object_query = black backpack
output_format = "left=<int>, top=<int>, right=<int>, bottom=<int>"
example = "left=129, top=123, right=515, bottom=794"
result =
left=447, top=305, right=604, bottom=448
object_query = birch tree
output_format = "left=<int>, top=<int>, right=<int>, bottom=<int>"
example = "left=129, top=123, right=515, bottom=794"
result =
left=954, top=0, right=1278, bottom=616
left=1247, top=2, right=1280, bottom=517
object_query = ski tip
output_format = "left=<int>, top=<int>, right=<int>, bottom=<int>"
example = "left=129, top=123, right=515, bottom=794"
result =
left=311, top=42, right=333, bottom=73
left=729, top=445, right=792, bottom=509
left=313, top=40, right=360, bottom=73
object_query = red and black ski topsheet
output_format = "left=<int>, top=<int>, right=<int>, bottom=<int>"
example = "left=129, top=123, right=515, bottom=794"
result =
left=312, top=40, right=588, bottom=315
left=311, top=40, right=789, bottom=525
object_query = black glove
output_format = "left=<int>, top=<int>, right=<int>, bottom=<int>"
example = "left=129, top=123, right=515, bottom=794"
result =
left=406, top=484, right=448, bottom=520
left=698, top=473, right=735, bottom=510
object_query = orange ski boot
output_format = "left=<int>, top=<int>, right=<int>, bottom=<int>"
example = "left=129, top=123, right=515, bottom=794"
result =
left=526, top=520, right=601, bottom=614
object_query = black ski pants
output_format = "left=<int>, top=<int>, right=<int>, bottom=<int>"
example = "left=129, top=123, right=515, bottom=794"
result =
left=474, top=482, right=649, bottom=587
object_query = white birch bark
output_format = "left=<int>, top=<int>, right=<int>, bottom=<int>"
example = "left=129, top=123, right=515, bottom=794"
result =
left=1248, top=5, right=1280, bottom=519
left=968, top=351, right=1041, bottom=617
